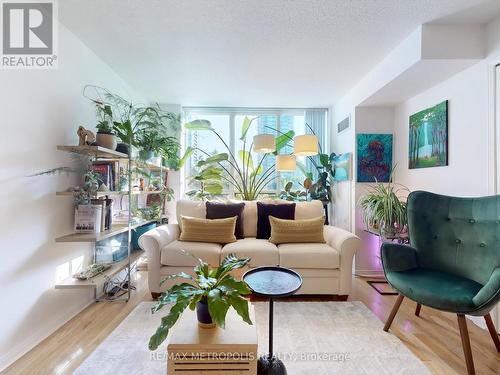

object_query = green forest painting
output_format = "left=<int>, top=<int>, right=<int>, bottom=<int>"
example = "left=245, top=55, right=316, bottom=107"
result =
left=408, top=100, right=448, bottom=169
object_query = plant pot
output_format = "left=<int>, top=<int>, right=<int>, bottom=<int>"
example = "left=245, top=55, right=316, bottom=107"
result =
left=116, top=142, right=130, bottom=155
left=96, top=132, right=117, bottom=150
left=139, top=150, right=155, bottom=161
left=196, top=299, right=215, bottom=329
left=162, top=158, right=178, bottom=170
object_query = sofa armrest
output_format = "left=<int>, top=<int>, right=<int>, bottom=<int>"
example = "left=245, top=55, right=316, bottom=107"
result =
left=324, top=225, right=361, bottom=295
left=473, top=267, right=500, bottom=307
left=138, top=224, right=180, bottom=293
left=380, top=243, right=418, bottom=273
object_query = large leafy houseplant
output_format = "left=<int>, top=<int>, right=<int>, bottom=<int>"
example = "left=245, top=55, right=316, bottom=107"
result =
left=184, top=118, right=295, bottom=200
left=359, top=172, right=409, bottom=236
left=83, top=85, right=177, bottom=149
left=184, top=118, right=336, bottom=201
left=149, top=253, right=253, bottom=351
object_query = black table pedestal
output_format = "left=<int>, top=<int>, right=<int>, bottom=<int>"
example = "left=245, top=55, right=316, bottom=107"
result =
left=242, top=266, right=302, bottom=375
left=257, top=355, right=287, bottom=375
left=257, top=297, right=287, bottom=374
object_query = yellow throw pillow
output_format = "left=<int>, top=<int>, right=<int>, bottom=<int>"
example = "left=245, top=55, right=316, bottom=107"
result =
left=269, top=215, right=325, bottom=244
left=179, top=216, right=237, bottom=244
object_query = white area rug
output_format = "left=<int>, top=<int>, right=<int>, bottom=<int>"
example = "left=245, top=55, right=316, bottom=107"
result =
left=75, top=301, right=430, bottom=375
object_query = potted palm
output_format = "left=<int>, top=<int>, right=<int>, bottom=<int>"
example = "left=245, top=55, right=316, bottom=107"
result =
left=148, top=253, right=253, bottom=351
left=359, top=175, right=409, bottom=236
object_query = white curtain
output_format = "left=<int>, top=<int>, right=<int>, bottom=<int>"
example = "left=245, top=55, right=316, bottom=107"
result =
left=305, top=109, right=327, bottom=174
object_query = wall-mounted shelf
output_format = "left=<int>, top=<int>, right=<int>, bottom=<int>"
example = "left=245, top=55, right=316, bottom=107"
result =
left=55, top=220, right=157, bottom=243
left=57, top=145, right=128, bottom=159
left=55, top=250, right=145, bottom=289
left=56, top=144, right=166, bottom=302
left=56, top=190, right=167, bottom=197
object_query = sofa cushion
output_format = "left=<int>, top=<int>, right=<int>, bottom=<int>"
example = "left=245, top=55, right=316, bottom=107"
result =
left=231, top=199, right=273, bottom=238
left=278, top=243, right=340, bottom=269
left=275, top=199, right=324, bottom=219
left=269, top=216, right=326, bottom=244
left=179, top=216, right=237, bottom=244
left=256, top=202, right=296, bottom=239
left=161, top=240, right=221, bottom=266
left=295, top=200, right=324, bottom=220
left=221, top=238, right=279, bottom=267
left=206, top=201, right=245, bottom=239
left=176, top=200, right=206, bottom=229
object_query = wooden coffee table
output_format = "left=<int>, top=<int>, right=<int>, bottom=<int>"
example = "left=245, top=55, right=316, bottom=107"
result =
left=167, top=305, right=257, bottom=374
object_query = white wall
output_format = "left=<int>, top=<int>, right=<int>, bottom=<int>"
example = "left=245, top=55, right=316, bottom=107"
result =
left=354, top=107, right=395, bottom=275
left=393, top=61, right=492, bottom=196
left=0, top=24, right=142, bottom=371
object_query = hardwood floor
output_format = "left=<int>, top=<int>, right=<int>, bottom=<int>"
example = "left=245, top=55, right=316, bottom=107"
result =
left=3, top=273, right=499, bottom=375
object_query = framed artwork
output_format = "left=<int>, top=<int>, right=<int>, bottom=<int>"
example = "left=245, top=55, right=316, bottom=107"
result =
left=408, top=100, right=448, bottom=169
left=333, top=153, right=351, bottom=181
left=356, top=133, right=393, bottom=182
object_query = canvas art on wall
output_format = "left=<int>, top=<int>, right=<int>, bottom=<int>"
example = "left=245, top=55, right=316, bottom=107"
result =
left=356, top=134, right=393, bottom=182
left=408, top=100, right=448, bottom=169
left=333, top=153, right=351, bottom=181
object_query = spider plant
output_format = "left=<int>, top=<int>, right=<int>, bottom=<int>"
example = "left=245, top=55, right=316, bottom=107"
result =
left=149, top=253, right=252, bottom=351
left=358, top=171, right=409, bottom=236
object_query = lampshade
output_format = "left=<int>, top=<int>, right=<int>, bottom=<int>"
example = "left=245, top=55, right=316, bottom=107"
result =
left=276, top=154, right=296, bottom=172
left=253, top=134, right=275, bottom=153
left=293, top=134, right=318, bottom=156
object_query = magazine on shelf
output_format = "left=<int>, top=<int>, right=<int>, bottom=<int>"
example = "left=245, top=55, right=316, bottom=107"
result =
left=91, top=163, right=111, bottom=190
left=74, top=204, right=102, bottom=233
left=91, top=161, right=122, bottom=191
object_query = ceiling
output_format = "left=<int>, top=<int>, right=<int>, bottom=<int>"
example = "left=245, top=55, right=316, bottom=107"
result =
left=59, top=0, right=500, bottom=107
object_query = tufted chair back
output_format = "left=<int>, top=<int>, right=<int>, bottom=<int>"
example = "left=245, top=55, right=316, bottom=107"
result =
left=407, top=191, right=500, bottom=285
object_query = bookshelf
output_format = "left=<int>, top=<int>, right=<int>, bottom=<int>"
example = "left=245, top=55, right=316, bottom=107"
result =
left=55, top=144, right=166, bottom=300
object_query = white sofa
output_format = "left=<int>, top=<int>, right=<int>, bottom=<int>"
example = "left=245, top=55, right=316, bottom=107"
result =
left=139, top=199, right=360, bottom=299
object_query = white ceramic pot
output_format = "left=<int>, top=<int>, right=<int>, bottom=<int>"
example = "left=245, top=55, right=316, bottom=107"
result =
left=96, top=133, right=117, bottom=150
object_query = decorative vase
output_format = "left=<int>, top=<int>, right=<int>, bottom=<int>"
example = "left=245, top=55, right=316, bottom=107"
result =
left=96, top=133, right=117, bottom=150
left=196, top=298, right=215, bottom=328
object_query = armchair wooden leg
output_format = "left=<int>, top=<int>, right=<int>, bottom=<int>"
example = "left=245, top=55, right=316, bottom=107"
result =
left=415, top=303, right=422, bottom=317
left=457, top=314, right=475, bottom=375
left=484, top=313, right=500, bottom=353
left=383, top=294, right=404, bottom=332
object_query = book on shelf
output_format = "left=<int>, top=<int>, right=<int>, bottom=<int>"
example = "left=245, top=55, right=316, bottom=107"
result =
left=74, top=204, right=102, bottom=233
left=91, top=161, right=121, bottom=191
left=91, top=198, right=113, bottom=231
left=91, top=163, right=112, bottom=190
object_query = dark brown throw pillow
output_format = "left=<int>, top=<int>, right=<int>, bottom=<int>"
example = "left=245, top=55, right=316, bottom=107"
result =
left=256, top=202, right=296, bottom=239
left=206, top=201, right=245, bottom=239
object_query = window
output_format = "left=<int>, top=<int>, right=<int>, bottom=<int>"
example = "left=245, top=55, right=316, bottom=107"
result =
left=184, top=108, right=328, bottom=198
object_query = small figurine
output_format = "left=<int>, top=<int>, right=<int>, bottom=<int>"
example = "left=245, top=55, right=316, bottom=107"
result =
left=77, top=126, right=96, bottom=146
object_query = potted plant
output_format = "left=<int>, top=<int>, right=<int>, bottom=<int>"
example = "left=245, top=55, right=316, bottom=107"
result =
left=359, top=174, right=409, bottom=236
left=148, top=253, right=253, bottom=351
left=136, top=130, right=163, bottom=161
left=83, top=85, right=180, bottom=156
left=95, top=104, right=117, bottom=150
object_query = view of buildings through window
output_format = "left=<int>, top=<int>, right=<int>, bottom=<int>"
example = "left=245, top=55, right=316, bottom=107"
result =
left=184, top=108, right=328, bottom=197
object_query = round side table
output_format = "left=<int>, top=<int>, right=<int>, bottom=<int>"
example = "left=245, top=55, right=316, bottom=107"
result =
left=243, top=266, right=302, bottom=375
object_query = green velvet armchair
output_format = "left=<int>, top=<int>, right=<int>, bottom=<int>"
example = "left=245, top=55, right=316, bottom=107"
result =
left=381, top=191, right=500, bottom=375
